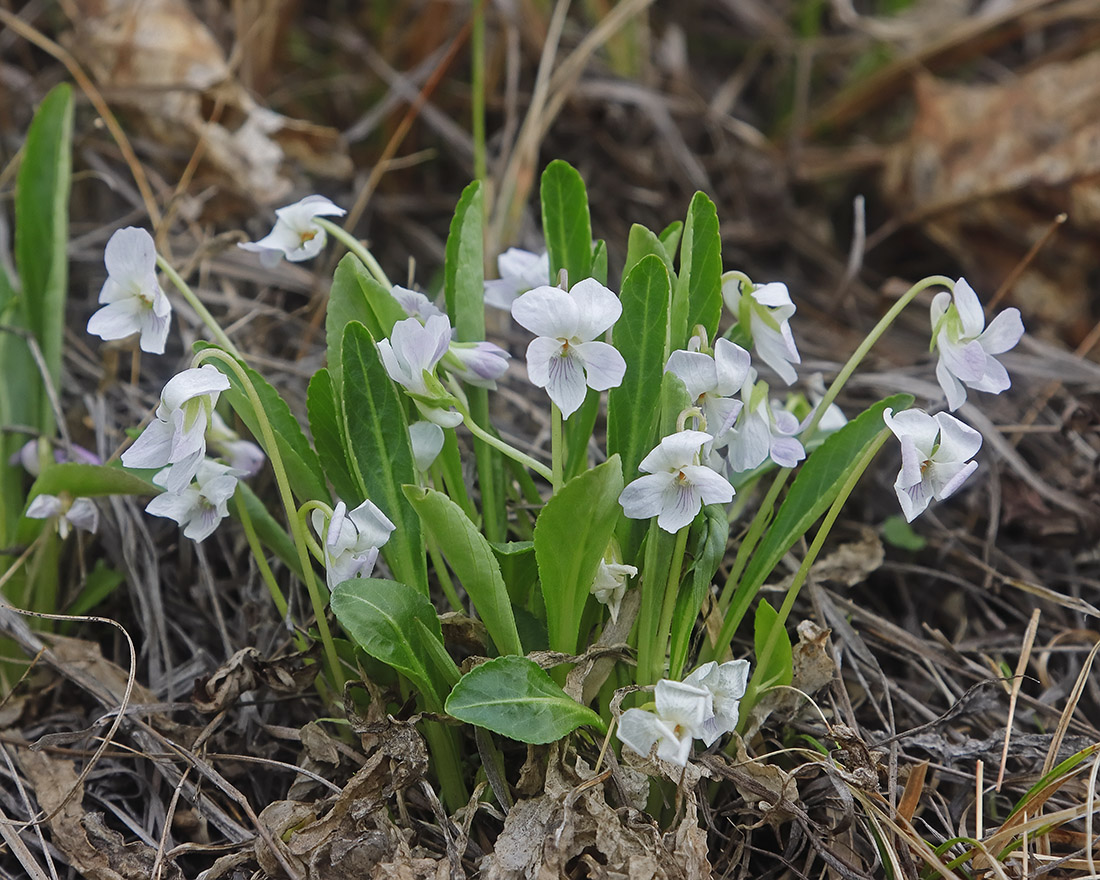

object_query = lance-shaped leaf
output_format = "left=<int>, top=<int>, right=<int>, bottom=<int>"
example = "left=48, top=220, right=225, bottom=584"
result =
left=327, top=254, right=405, bottom=390
left=340, top=321, right=427, bottom=594
left=675, top=191, right=722, bottom=347
left=404, top=485, right=522, bottom=656
left=306, top=368, right=360, bottom=505
left=446, top=656, right=605, bottom=743
left=534, top=456, right=623, bottom=654
left=540, top=160, right=591, bottom=288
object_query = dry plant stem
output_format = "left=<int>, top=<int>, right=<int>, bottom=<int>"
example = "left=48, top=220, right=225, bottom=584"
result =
left=717, top=274, right=955, bottom=623
left=313, top=218, right=391, bottom=289
left=192, top=349, right=343, bottom=692
left=156, top=256, right=240, bottom=357
left=997, top=608, right=1041, bottom=790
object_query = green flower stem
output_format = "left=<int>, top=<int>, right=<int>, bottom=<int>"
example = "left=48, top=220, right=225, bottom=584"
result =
left=234, top=488, right=296, bottom=635
left=313, top=218, right=391, bottom=289
left=426, top=535, right=464, bottom=613
left=156, top=255, right=240, bottom=358
left=737, top=429, right=889, bottom=725
left=192, top=348, right=344, bottom=692
left=551, top=402, right=564, bottom=493
left=635, top=519, right=666, bottom=686
left=297, top=500, right=333, bottom=565
left=453, top=401, right=554, bottom=484
left=801, top=275, right=954, bottom=445
left=653, top=524, right=690, bottom=683
left=714, top=274, right=955, bottom=635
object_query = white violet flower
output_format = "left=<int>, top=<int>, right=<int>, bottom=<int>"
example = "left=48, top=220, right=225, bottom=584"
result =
left=511, top=278, right=627, bottom=418
left=590, top=541, right=637, bottom=624
left=409, top=421, right=445, bottom=472
left=377, top=315, right=462, bottom=427
left=26, top=494, right=99, bottom=539
left=883, top=407, right=982, bottom=522
left=618, top=679, right=711, bottom=766
left=443, top=340, right=510, bottom=389
left=237, top=195, right=346, bottom=267
left=392, top=284, right=445, bottom=322
left=87, top=227, right=172, bottom=354
left=723, top=374, right=805, bottom=473
left=484, top=247, right=549, bottom=310
left=121, top=365, right=231, bottom=493
left=682, top=659, right=750, bottom=747
left=665, top=337, right=751, bottom=439
left=145, top=460, right=240, bottom=543
left=206, top=412, right=265, bottom=477
left=721, top=276, right=801, bottom=385
left=311, top=499, right=396, bottom=592
left=618, top=430, right=735, bottom=533
left=931, top=278, right=1025, bottom=411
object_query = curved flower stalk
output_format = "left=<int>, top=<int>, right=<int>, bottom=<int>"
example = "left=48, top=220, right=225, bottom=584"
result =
left=121, top=365, right=231, bottom=493
left=511, top=278, right=627, bottom=419
left=883, top=407, right=982, bottom=522
left=619, top=430, right=735, bottom=533
left=145, top=460, right=240, bottom=542
left=721, top=275, right=801, bottom=385
left=665, top=337, right=751, bottom=440
left=484, top=247, right=549, bottom=309
left=87, top=227, right=172, bottom=354
left=238, top=195, right=346, bottom=266
left=26, top=494, right=98, bottom=539
left=931, top=278, right=1024, bottom=411
left=310, top=499, right=396, bottom=592
left=722, top=374, right=805, bottom=474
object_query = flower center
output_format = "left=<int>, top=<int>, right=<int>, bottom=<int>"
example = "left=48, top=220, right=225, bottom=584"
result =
left=299, top=229, right=318, bottom=246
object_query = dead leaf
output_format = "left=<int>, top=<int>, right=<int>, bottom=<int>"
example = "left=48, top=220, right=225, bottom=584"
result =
left=18, top=748, right=183, bottom=880
left=191, top=646, right=318, bottom=713
left=885, top=53, right=1100, bottom=342
left=65, top=0, right=351, bottom=205
left=729, top=738, right=800, bottom=827
left=771, top=527, right=884, bottom=592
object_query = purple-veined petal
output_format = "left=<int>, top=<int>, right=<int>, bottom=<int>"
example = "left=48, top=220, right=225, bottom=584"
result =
left=656, top=481, right=703, bottom=533
left=544, top=347, right=589, bottom=417
left=618, top=472, right=674, bottom=520
left=679, top=465, right=735, bottom=506
left=939, top=336, right=987, bottom=384
left=894, top=474, right=932, bottom=522
left=523, top=335, right=561, bottom=389
left=966, top=357, right=1011, bottom=394
left=769, top=436, right=806, bottom=468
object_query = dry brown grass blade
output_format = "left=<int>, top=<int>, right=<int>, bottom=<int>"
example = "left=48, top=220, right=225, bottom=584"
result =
left=997, top=608, right=1041, bottom=791
left=0, top=7, right=161, bottom=226
left=1041, top=637, right=1100, bottom=778
left=896, top=759, right=927, bottom=823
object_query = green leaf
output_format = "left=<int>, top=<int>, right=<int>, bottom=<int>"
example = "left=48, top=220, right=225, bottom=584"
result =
left=340, top=322, right=426, bottom=593
left=564, top=389, right=600, bottom=480
left=669, top=503, right=728, bottom=679
left=725, top=393, right=914, bottom=637
left=607, top=255, right=671, bottom=487
left=881, top=515, right=926, bottom=551
left=491, top=540, right=537, bottom=606
left=658, top=220, right=683, bottom=256
left=331, top=578, right=456, bottom=711
left=445, top=656, right=605, bottom=743
left=195, top=344, right=329, bottom=505
left=65, top=559, right=125, bottom=619
left=307, top=368, right=360, bottom=504
left=534, top=456, right=624, bottom=654
left=752, top=598, right=793, bottom=691
left=15, top=82, right=73, bottom=422
left=404, top=485, right=522, bottom=656
left=540, top=160, right=591, bottom=288
left=444, top=180, right=485, bottom=339
left=27, top=463, right=157, bottom=499
left=327, top=255, right=405, bottom=390
left=671, top=192, right=722, bottom=350
left=591, top=239, right=608, bottom=286
left=624, top=223, right=675, bottom=281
